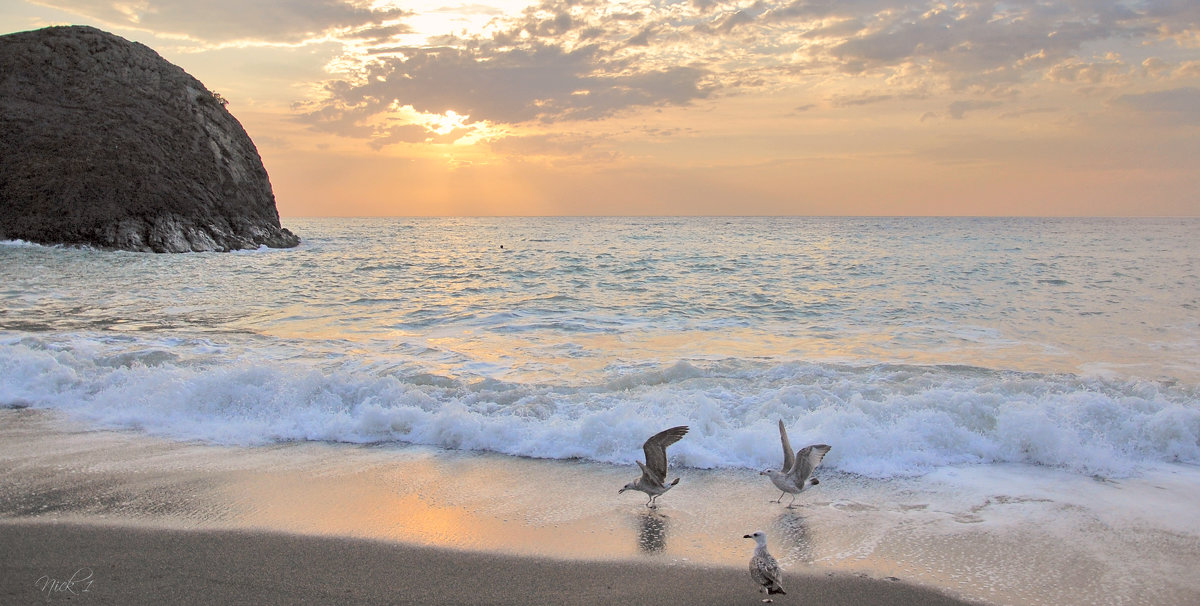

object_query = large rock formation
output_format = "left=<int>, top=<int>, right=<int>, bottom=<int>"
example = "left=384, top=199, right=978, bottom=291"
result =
left=0, top=25, right=299, bottom=252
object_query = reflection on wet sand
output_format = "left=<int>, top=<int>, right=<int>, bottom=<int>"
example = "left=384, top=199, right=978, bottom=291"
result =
left=636, top=511, right=668, bottom=553
left=4, top=410, right=1199, bottom=606
left=771, top=511, right=814, bottom=563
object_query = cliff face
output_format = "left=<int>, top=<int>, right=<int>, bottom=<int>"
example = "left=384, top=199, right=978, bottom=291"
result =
left=0, top=25, right=299, bottom=252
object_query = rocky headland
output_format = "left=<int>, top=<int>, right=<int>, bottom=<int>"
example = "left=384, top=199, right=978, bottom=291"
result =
left=0, top=25, right=299, bottom=252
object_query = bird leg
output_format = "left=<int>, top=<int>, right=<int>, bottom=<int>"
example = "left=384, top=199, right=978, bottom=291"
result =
left=786, top=493, right=797, bottom=509
left=773, top=492, right=785, bottom=503
left=645, top=495, right=656, bottom=508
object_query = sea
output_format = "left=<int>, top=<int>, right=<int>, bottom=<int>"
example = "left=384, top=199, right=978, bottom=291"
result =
left=2, top=216, right=1199, bottom=479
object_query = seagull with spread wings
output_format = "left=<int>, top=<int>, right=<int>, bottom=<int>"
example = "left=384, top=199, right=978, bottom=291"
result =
left=619, top=425, right=689, bottom=508
left=760, top=419, right=831, bottom=508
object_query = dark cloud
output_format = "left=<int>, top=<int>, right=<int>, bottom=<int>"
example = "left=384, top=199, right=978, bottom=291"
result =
left=1113, top=87, right=1200, bottom=123
left=761, top=0, right=898, bottom=23
left=716, top=10, right=756, bottom=33
left=299, top=41, right=714, bottom=140
left=345, top=44, right=600, bottom=122
left=345, top=24, right=414, bottom=43
left=1142, top=0, right=1200, bottom=35
left=831, top=93, right=894, bottom=107
left=624, top=26, right=655, bottom=47
left=827, top=2, right=1133, bottom=79
left=1046, top=58, right=1130, bottom=84
left=801, top=18, right=866, bottom=39
left=281, top=1, right=1200, bottom=144
left=947, top=99, right=1003, bottom=119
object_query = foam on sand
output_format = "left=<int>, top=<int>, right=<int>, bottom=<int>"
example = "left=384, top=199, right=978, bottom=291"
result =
left=3, top=335, right=1197, bottom=481
left=2, top=409, right=1198, bottom=606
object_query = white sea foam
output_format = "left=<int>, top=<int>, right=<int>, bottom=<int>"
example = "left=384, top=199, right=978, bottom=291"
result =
left=3, top=335, right=1196, bottom=480
left=4, top=217, right=1198, bottom=606
left=3, top=217, right=1199, bottom=483
left=0, top=239, right=45, bottom=248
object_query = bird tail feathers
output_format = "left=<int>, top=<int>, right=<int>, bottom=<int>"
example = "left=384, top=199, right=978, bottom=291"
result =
left=769, top=588, right=787, bottom=595
left=670, top=477, right=680, bottom=486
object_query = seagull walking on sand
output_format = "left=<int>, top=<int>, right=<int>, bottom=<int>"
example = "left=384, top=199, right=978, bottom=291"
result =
left=619, top=425, right=689, bottom=508
left=761, top=419, right=831, bottom=508
left=745, top=530, right=786, bottom=601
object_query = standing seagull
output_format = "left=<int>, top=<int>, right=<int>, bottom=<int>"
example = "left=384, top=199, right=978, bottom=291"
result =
left=619, top=425, right=689, bottom=508
left=760, top=419, right=831, bottom=508
left=744, top=530, right=786, bottom=601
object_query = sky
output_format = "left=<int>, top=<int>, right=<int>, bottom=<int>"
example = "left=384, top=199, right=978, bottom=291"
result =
left=2, top=1, right=1199, bottom=217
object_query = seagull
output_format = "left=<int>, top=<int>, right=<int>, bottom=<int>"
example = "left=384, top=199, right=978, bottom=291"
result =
left=618, top=425, right=689, bottom=508
left=745, top=530, right=786, bottom=601
left=760, top=419, right=831, bottom=508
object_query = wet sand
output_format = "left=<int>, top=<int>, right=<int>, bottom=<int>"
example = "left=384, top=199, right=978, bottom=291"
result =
left=3, top=408, right=1199, bottom=605
left=0, top=520, right=973, bottom=605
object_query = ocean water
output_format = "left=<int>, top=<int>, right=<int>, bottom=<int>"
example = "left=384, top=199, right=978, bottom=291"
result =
left=2, top=217, right=1198, bottom=480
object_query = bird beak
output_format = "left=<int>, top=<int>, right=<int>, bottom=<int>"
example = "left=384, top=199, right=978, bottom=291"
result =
left=618, top=488, right=626, bottom=493
left=743, top=534, right=752, bottom=539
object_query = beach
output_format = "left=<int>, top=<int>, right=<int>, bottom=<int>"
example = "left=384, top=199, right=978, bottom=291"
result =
left=3, top=218, right=1199, bottom=605
left=2, top=521, right=976, bottom=605
left=0, top=408, right=975, bottom=605
left=3, top=408, right=1199, bottom=605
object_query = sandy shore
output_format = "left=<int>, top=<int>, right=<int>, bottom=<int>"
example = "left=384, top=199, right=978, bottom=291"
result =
left=4, top=408, right=1200, bottom=605
left=0, top=520, right=977, bottom=605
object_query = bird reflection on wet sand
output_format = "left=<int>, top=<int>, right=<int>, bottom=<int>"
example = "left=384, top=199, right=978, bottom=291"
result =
left=635, top=511, right=668, bottom=553
left=771, top=511, right=815, bottom=563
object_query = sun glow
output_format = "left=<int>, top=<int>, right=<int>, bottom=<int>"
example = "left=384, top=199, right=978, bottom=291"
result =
left=429, top=109, right=466, bottom=135
left=382, top=103, right=504, bottom=147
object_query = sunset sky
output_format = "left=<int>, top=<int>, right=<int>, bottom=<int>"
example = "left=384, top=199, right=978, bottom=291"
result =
left=3, top=1, right=1198, bottom=216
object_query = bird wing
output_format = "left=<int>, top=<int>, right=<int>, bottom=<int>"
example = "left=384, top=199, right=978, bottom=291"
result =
left=778, top=420, right=795, bottom=474
left=635, top=460, right=662, bottom=488
left=643, top=425, right=689, bottom=482
left=788, top=444, right=831, bottom=483
left=753, top=554, right=785, bottom=590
